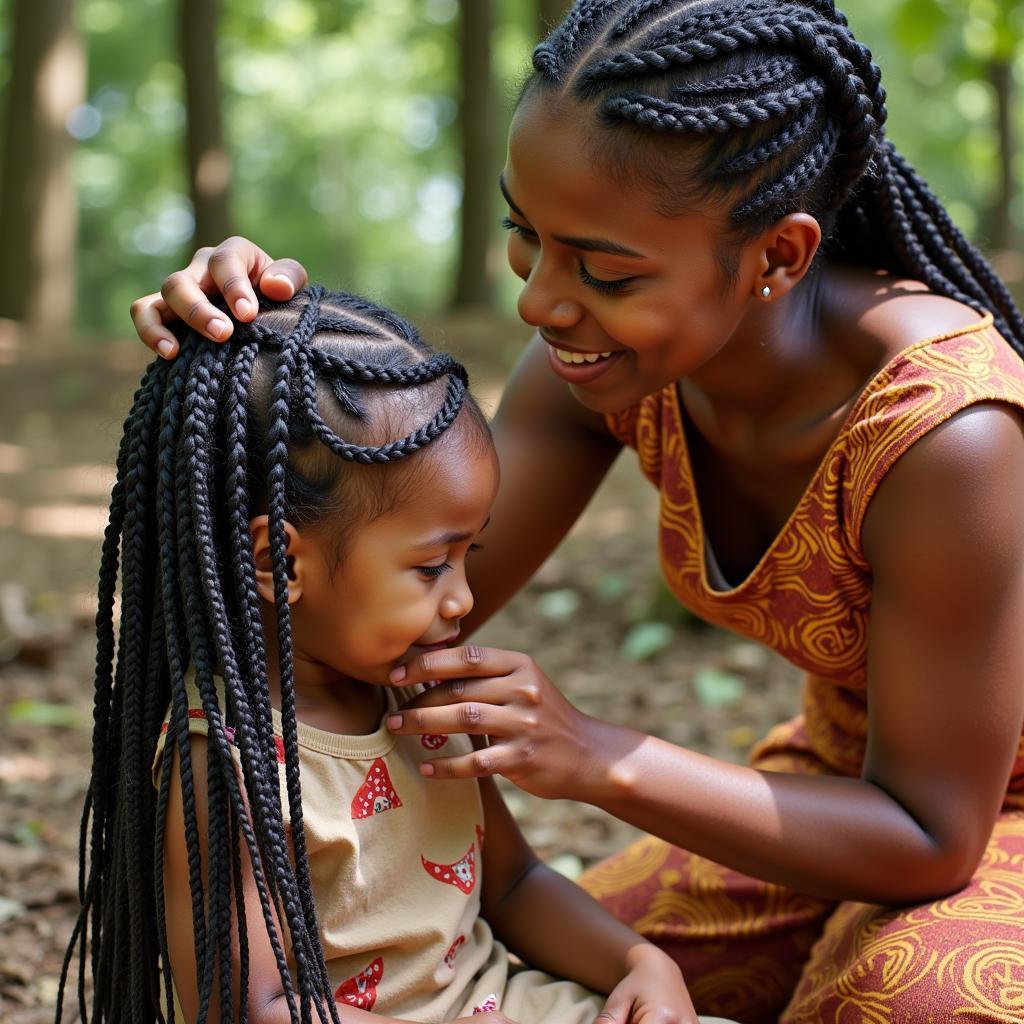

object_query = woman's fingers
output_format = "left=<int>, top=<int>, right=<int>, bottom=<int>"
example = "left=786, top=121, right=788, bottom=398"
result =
left=419, top=742, right=511, bottom=781
left=388, top=695, right=517, bottom=738
left=130, top=293, right=180, bottom=359
left=391, top=645, right=519, bottom=687
left=148, top=238, right=313, bottom=348
left=160, top=259, right=235, bottom=342
left=258, top=258, right=308, bottom=301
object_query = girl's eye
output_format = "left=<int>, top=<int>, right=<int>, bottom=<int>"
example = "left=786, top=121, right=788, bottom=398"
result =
left=418, top=562, right=452, bottom=580
left=577, top=263, right=636, bottom=296
left=501, top=216, right=536, bottom=240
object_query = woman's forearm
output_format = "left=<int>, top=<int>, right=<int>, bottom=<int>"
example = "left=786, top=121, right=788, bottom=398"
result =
left=578, top=721, right=971, bottom=905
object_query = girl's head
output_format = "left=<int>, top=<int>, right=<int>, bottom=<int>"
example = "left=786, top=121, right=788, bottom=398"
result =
left=244, top=293, right=497, bottom=687
left=504, top=0, right=1024, bottom=410
left=60, top=285, right=494, bottom=1023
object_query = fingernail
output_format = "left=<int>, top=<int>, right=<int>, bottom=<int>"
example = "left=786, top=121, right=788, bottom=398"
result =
left=420, top=763, right=435, bottom=777
left=208, top=317, right=229, bottom=339
left=157, top=339, right=175, bottom=358
left=268, top=274, right=295, bottom=294
left=235, top=298, right=254, bottom=317
left=389, top=666, right=406, bottom=683
left=387, top=715, right=402, bottom=731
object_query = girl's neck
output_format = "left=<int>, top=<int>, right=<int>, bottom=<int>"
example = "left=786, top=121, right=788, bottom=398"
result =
left=261, top=619, right=387, bottom=736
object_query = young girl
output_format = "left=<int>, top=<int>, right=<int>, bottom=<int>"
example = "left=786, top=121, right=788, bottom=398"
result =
left=132, top=3, right=1024, bottom=1022
left=59, top=286, right=735, bottom=1024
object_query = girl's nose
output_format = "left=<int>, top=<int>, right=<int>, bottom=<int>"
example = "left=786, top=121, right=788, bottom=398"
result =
left=516, top=258, right=584, bottom=331
left=440, top=576, right=473, bottom=622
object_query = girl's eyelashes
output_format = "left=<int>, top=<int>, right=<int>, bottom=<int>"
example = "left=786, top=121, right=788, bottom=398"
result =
left=418, top=561, right=453, bottom=580
left=501, top=216, right=536, bottom=239
left=416, top=544, right=482, bottom=580
left=577, top=263, right=636, bottom=295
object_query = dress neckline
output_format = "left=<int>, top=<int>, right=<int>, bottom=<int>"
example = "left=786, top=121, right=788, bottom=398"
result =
left=671, top=313, right=994, bottom=597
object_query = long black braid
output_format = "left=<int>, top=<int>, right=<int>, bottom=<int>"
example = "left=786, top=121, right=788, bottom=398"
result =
left=58, top=285, right=479, bottom=1023
left=528, top=0, right=1024, bottom=353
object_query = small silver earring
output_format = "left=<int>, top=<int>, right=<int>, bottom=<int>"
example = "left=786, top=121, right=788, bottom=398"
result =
left=760, top=285, right=771, bottom=299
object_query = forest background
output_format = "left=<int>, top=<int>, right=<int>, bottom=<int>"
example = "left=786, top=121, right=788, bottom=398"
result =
left=0, top=1, right=1023, bottom=1020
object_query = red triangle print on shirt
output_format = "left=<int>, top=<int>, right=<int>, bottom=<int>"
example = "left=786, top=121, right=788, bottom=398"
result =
left=444, top=934, right=465, bottom=969
left=334, top=957, right=383, bottom=1009
left=351, top=758, right=402, bottom=819
left=421, top=842, right=476, bottom=894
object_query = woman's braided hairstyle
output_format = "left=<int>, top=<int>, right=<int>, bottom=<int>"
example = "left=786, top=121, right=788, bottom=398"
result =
left=529, top=0, right=1024, bottom=353
left=57, top=284, right=479, bottom=1024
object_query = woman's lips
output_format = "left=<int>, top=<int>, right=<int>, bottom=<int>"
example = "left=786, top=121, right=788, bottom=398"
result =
left=544, top=343, right=624, bottom=384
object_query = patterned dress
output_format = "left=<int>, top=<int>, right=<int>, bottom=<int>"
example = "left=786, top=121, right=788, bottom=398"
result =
left=584, top=314, right=1024, bottom=1024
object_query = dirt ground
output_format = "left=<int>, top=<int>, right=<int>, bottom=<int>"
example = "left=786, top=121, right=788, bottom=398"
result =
left=0, top=317, right=803, bottom=1022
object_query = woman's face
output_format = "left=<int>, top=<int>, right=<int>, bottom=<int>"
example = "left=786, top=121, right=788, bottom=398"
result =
left=502, top=95, right=760, bottom=413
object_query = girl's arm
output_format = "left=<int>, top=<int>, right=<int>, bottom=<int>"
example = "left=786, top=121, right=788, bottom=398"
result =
left=164, top=738, right=517, bottom=1024
left=476, top=776, right=697, bottom=1024
left=394, top=403, right=1024, bottom=905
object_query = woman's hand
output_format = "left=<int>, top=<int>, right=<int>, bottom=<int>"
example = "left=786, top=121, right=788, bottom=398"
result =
left=388, top=646, right=626, bottom=802
left=598, top=945, right=698, bottom=1024
left=130, top=237, right=309, bottom=359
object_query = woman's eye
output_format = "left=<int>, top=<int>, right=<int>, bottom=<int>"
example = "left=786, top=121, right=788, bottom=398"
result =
left=501, top=216, right=536, bottom=240
left=418, top=562, right=452, bottom=580
left=577, top=263, right=636, bottom=295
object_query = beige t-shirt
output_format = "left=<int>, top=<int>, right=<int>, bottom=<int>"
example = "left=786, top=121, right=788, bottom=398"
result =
left=153, top=677, right=735, bottom=1024
left=152, top=677, right=602, bottom=1023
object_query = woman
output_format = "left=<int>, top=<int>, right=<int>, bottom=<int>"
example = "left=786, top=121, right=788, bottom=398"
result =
left=131, top=3, right=1024, bottom=1021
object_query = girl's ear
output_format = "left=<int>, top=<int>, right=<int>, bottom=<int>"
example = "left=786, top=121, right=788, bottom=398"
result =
left=249, top=515, right=305, bottom=605
left=751, top=212, right=822, bottom=301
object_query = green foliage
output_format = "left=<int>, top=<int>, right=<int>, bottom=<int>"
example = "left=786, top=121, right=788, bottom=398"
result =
left=0, top=0, right=1021, bottom=336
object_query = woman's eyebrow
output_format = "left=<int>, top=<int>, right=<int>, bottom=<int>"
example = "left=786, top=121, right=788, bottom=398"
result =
left=498, top=173, right=648, bottom=259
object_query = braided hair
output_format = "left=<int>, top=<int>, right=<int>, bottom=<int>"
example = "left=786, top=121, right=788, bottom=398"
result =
left=57, top=285, right=482, bottom=1023
left=528, top=0, right=1024, bottom=353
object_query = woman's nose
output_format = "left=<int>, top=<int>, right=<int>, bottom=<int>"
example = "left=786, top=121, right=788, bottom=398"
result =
left=516, top=257, right=584, bottom=330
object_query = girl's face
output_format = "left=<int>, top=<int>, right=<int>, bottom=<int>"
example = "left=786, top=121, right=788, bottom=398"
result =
left=287, top=435, right=499, bottom=687
left=502, top=96, right=760, bottom=413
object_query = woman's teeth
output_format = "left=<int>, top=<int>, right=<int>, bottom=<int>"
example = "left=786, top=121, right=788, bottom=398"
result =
left=556, top=349, right=613, bottom=365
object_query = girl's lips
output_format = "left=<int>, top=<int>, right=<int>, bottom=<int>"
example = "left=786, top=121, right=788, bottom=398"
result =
left=545, top=343, right=624, bottom=384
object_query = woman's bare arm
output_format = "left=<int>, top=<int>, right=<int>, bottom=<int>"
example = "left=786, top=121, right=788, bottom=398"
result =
left=463, top=335, right=621, bottom=634
left=395, top=403, right=1024, bottom=904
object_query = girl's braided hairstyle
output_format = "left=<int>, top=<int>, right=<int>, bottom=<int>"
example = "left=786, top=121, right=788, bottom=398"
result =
left=529, top=0, right=1024, bottom=353
left=57, top=285, right=481, bottom=1024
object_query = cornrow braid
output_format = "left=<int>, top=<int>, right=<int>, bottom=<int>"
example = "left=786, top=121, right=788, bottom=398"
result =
left=59, top=285, right=482, bottom=1023
left=604, top=77, right=825, bottom=134
left=527, top=0, right=1024, bottom=356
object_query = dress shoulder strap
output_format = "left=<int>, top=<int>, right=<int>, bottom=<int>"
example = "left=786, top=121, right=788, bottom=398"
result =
left=842, top=318, right=1024, bottom=544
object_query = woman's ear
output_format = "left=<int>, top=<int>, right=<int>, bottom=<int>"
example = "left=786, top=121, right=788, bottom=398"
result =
left=249, top=515, right=305, bottom=605
left=751, top=212, right=822, bottom=301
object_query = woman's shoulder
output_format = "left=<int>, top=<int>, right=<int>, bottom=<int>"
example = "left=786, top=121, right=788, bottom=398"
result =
left=827, top=267, right=990, bottom=361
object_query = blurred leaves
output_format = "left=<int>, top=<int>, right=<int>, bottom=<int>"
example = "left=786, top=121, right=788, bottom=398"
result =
left=692, top=668, right=745, bottom=708
left=620, top=621, right=674, bottom=662
left=6, top=698, right=83, bottom=729
left=537, top=587, right=581, bottom=623
left=1, top=0, right=1021, bottom=335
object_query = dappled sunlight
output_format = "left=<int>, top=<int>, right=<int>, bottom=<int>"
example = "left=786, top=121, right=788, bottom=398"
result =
left=0, top=443, right=28, bottom=473
left=35, top=463, right=116, bottom=498
left=19, top=503, right=108, bottom=539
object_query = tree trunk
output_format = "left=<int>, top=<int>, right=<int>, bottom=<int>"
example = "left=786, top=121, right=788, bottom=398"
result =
left=0, top=0, right=85, bottom=350
left=179, top=0, right=232, bottom=248
left=987, top=57, right=1017, bottom=252
left=452, top=0, right=495, bottom=309
left=538, top=0, right=570, bottom=40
